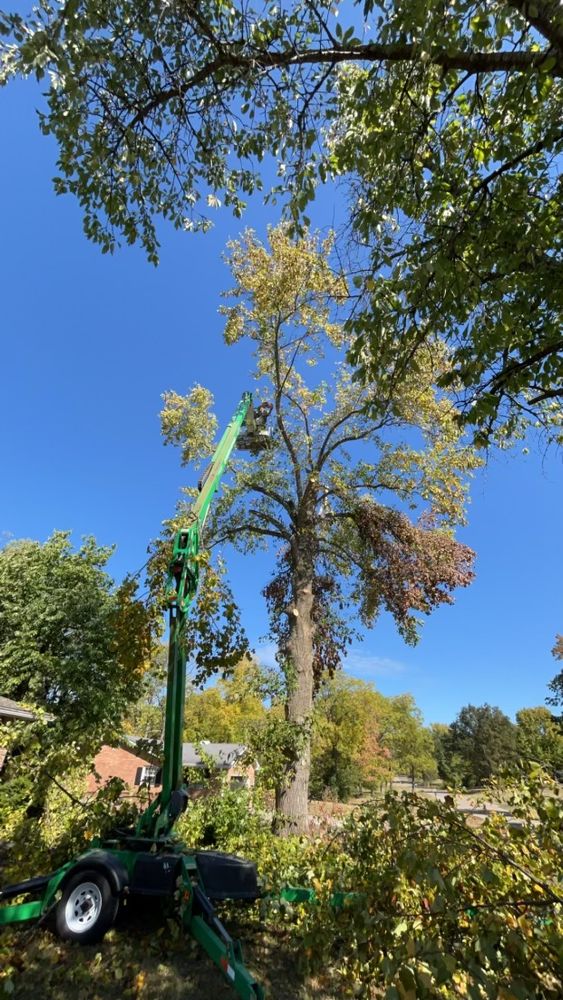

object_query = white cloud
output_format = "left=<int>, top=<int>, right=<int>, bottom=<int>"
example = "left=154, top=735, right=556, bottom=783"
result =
left=254, top=642, right=279, bottom=669
left=254, top=643, right=405, bottom=680
left=344, top=649, right=406, bottom=678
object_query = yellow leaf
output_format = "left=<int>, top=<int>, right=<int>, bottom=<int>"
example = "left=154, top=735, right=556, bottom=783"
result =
left=134, top=972, right=146, bottom=993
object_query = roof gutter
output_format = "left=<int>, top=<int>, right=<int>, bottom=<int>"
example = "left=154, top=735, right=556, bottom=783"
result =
left=0, top=706, right=36, bottom=721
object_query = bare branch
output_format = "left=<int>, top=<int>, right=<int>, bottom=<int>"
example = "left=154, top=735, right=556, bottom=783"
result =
left=128, top=42, right=560, bottom=128
left=472, top=127, right=563, bottom=198
left=248, top=507, right=292, bottom=541
left=247, top=482, right=295, bottom=517
left=316, top=407, right=365, bottom=469
left=211, top=524, right=286, bottom=546
left=272, top=317, right=303, bottom=499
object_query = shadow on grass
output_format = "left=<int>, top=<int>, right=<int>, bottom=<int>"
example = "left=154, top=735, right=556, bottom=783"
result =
left=1, top=897, right=336, bottom=1000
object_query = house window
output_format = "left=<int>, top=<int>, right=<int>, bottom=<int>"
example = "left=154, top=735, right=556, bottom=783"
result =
left=135, top=765, right=159, bottom=787
left=229, top=775, right=248, bottom=789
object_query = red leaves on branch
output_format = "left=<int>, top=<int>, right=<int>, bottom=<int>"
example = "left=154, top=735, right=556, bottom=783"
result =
left=352, top=501, right=475, bottom=640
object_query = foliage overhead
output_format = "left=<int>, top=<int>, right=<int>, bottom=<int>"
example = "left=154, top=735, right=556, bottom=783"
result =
left=160, top=384, right=218, bottom=468
left=1, top=1, right=562, bottom=442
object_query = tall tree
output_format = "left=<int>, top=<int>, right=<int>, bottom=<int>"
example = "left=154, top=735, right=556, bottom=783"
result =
left=377, top=693, right=438, bottom=790
left=447, top=703, right=517, bottom=786
left=310, top=674, right=391, bottom=801
left=2, top=1, right=562, bottom=442
left=0, top=532, right=154, bottom=733
left=160, top=226, right=476, bottom=830
left=430, top=721, right=466, bottom=787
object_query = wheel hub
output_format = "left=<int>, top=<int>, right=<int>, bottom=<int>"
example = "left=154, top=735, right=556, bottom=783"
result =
left=64, top=881, right=103, bottom=933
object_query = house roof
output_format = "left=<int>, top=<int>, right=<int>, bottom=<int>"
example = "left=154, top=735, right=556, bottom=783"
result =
left=182, top=742, right=246, bottom=768
left=0, top=696, right=36, bottom=721
left=120, top=736, right=248, bottom=770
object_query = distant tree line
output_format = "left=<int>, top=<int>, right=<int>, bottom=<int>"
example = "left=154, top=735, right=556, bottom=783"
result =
left=126, top=658, right=563, bottom=799
left=432, top=703, right=563, bottom=788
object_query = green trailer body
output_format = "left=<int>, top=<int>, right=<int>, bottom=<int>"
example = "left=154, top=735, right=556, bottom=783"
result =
left=0, top=846, right=266, bottom=999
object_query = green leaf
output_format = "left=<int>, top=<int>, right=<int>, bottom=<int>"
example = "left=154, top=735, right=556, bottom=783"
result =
left=539, top=55, right=557, bottom=74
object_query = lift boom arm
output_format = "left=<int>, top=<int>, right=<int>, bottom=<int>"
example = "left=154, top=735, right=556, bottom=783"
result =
left=137, top=392, right=268, bottom=840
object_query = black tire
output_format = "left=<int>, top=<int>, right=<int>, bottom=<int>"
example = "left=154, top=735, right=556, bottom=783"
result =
left=56, top=868, right=119, bottom=944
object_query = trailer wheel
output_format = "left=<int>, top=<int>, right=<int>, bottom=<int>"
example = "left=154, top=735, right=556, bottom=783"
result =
left=56, top=869, right=118, bottom=944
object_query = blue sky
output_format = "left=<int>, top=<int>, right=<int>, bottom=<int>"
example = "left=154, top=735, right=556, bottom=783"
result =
left=1, top=77, right=561, bottom=726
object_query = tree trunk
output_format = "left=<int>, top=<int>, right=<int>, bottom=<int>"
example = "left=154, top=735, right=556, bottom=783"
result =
left=277, top=557, right=315, bottom=834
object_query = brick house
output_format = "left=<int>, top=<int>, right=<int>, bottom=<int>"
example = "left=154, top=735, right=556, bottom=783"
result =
left=87, top=738, right=256, bottom=798
left=86, top=739, right=160, bottom=797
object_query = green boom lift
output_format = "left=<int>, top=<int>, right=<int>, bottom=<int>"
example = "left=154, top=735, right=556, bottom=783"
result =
left=0, top=392, right=275, bottom=1000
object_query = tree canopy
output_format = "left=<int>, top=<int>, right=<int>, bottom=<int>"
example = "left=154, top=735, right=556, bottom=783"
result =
left=446, top=703, right=518, bottom=786
left=0, top=531, right=155, bottom=736
left=310, top=673, right=390, bottom=800
left=1, top=1, right=562, bottom=443
left=311, top=677, right=438, bottom=799
left=0, top=531, right=157, bottom=820
left=433, top=701, right=563, bottom=786
left=183, top=659, right=268, bottom=744
left=377, top=692, right=438, bottom=788
left=515, top=705, right=563, bottom=772
left=547, top=632, right=563, bottom=705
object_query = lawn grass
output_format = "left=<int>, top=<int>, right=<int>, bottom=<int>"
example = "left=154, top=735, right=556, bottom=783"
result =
left=1, top=898, right=337, bottom=1000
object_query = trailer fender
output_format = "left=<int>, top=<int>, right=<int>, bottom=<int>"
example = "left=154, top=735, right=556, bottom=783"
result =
left=60, top=850, right=130, bottom=898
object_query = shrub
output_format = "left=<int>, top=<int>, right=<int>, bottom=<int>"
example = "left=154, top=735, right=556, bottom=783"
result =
left=1, top=763, right=560, bottom=999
